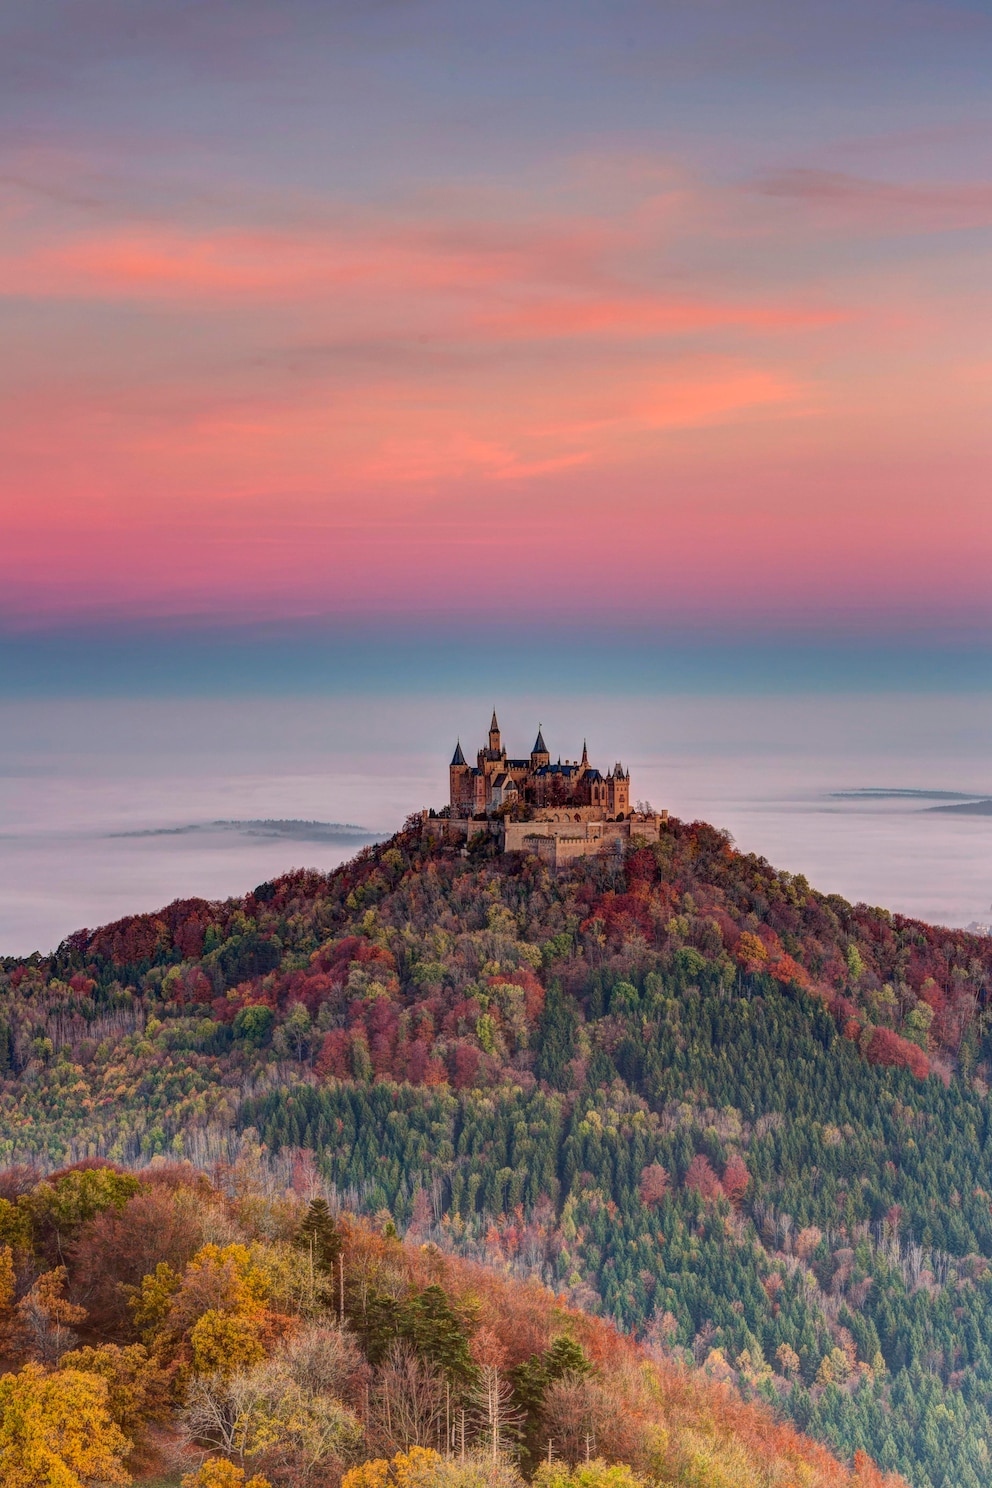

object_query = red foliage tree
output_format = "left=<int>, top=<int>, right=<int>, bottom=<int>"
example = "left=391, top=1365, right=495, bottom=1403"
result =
left=684, top=1154, right=722, bottom=1202
left=639, top=1163, right=670, bottom=1208
left=865, top=1027, right=929, bottom=1081
left=722, top=1154, right=751, bottom=1205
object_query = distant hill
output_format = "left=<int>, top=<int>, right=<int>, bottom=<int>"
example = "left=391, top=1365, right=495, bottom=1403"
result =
left=111, top=817, right=384, bottom=842
left=926, top=799, right=992, bottom=816
left=1, top=820, right=991, bottom=1488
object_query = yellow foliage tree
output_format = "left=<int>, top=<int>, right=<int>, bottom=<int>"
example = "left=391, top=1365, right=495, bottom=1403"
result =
left=533, top=1462, right=645, bottom=1488
left=344, top=1448, right=445, bottom=1488
left=128, top=1260, right=181, bottom=1341
left=190, top=1308, right=267, bottom=1377
left=816, top=1347, right=852, bottom=1386
left=182, top=1458, right=271, bottom=1488
left=0, top=1362, right=131, bottom=1488
left=60, top=1342, right=169, bottom=1433
left=343, top=1447, right=523, bottom=1488
left=0, top=1243, right=23, bottom=1354
left=182, top=1244, right=273, bottom=1313
left=0, top=1243, right=15, bottom=1311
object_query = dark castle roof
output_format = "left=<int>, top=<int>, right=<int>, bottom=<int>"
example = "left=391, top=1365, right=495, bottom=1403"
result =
left=451, top=741, right=466, bottom=766
left=532, top=729, right=548, bottom=754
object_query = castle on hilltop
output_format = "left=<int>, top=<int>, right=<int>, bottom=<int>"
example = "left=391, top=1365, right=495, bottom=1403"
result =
left=422, top=711, right=666, bottom=867
left=449, top=711, right=630, bottom=818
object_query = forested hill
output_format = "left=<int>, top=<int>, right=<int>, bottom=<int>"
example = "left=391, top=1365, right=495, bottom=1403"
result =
left=0, top=1164, right=899, bottom=1488
left=2, top=818, right=992, bottom=1488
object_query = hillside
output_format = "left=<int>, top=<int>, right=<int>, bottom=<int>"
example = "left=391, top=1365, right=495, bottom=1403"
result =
left=0, top=1160, right=899, bottom=1488
left=1, top=818, right=991, bottom=1487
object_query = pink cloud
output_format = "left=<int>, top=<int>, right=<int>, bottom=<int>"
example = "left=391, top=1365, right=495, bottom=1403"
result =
left=757, top=168, right=992, bottom=231
left=1, top=149, right=990, bottom=630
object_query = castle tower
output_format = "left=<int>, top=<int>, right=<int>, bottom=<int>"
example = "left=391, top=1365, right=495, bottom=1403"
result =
left=580, top=739, right=589, bottom=771
left=449, top=740, right=470, bottom=815
left=608, top=762, right=630, bottom=818
left=488, top=709, right=502, bottom=757
left=531, top=727, right=550, bottom=769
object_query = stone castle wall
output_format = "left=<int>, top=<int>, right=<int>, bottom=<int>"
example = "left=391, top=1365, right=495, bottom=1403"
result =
left=421, top=810, right=667, bottom=866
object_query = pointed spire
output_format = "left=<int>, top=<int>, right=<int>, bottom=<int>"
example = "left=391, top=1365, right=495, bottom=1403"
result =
left=532, top=727, right=548, bottom=755
left=581, top=738, right=589, bottom=765
left=490, top=708, right=499, bottom=733
left=451, top=740, right=466, bottom=766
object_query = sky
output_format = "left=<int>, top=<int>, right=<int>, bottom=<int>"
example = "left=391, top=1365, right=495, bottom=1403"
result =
left=2, top=0, right=992, bottom=672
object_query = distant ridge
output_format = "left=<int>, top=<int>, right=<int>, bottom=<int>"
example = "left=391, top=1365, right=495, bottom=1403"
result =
left=109, top=818, right=383, bottom=842
left=927, top=798, right=992, bottom=816
left=829, top=788, right=983, bottom=801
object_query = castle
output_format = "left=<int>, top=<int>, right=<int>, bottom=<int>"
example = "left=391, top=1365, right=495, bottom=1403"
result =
left=422, top=711, right=666, bottom=867
left=449, top=711, right=630, bottom=818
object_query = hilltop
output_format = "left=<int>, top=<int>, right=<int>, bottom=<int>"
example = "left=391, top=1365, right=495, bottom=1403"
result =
left=1, top=819, right=991, bottom=1487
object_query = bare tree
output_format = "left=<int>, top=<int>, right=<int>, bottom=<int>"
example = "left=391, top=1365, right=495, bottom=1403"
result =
left=282, top=1320, right=366, bottom=1406
left=368, top=1342, right=448, bottom=1454
left=541, top=1375, right=645, bottom=1470
left=469, top=1328, right=523, bottom=1466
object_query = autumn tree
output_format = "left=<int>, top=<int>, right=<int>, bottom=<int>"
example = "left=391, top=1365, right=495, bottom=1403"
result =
left=60, top=1342, right=169, bottom=1436
left=637, top=1165, right=668, bottom=1209
left=182, top=1461, right=271, bottom=1488
left=683, top=1155, right=722, bottom=1204
left=721, top=1155, right=750, bottom=1206
left=0, top=1362, right=131, bottom=1487
left=17, top=1267, right=87, bottom=1365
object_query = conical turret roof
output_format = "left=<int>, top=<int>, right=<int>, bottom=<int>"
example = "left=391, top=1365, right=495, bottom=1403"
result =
left=451, top=740, right=466, bottom=766
left=490, top=709, right=500, bottom=733
left=532, top=728, right=548, bottom=754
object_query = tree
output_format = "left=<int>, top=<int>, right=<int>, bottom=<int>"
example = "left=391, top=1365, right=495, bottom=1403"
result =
left=470, top=1327, right=521, bottom=1465
left=368, top=1343, right=447, bottom=1453
left=0, top=1362, right=131, bottom=1488
left=736, top=933, right=768, bottom=974
left=0, top=1243, right=25, bottom=1356
left=69, top=1184, right=203, bottom=1334
left=182, top=1356, right=360, bottom=1480
left=233, top=1006, right=275, bottom=1048
left=683, top=1155, right=722, bottom=1203
left=721, top=1155, right=750, bottom=1206
left=401, top=1284, right=475, bottom=1383
left=533, top=1461, right=644, bottom=1488
left=17, top=1268, right=87, bottom=1364
left=344, top=1447, right=523, bottom=1488
left=637, top=1165, right=668, bottom=1209
left=295, top=1198, right=342, bottom=1276
left=534, top=986, right=579, bottom=1090
left=60, top=1343, right=169, bottom=1435
left=191, top=1309, right=267, bottom=1378
left=280, top=1321, right=364, bottom=1404
left=182, top=1461, right=271, bottom=1488
left=540, top=1377, right=645, bottom=1470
